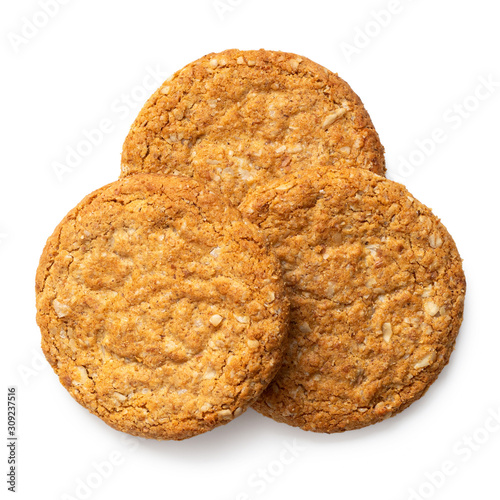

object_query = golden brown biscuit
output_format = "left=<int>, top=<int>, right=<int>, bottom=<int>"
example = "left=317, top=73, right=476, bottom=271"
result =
left=35, top=174, right=288, bottom=440
left=121, top=49, right=385, bottom=206
left=240, top=167, right=466, bottom=433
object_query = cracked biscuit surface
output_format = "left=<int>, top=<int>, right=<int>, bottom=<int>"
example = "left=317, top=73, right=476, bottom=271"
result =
left=35, top=174, right=289, bottom=440
left=121, top=49, right=385, bottom=206
left=240, top=167, right=466, bottom=433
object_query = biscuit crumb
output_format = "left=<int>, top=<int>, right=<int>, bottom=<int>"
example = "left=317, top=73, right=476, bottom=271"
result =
left=287, top=145, right=303, bottom=154
left=53, top=299, right=70, bottom=318
left=414, top=351, right=437, bottom=369
left=209, top=314, right=223, bottom=327
left=210, top=247, right=221, bottom=258
left=322, top=108, right=347, bottom=129
left=299, top=322, right=312, bottom=333
left=173, top=108, right=184, bottom=120
left=382, top=323, right=393, bottom=342
left=203, top=367, right=217, bottom=379
left=429, top=233, right=443, bottom=248
left=424, top=301, right=440, bottom=316
left=113, top=392, right=127, bottom=402
left=235, top=315, right=250, bottom=324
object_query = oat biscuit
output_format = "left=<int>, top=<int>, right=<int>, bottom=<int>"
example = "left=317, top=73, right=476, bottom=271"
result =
left=121, top=49, right=385, bottom=206
left=35, top=174, right=289, bottom=440
left=240, top=167, right=466, bottom=433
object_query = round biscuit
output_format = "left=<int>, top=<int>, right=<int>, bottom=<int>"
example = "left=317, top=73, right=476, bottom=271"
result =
left=121, top=49, right=385, bottom=206
left=36, top=174, right=289, bottom=440
left=240, top=167, right=466, bottom=433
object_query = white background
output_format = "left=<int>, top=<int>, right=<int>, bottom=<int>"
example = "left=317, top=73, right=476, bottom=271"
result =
left=1, top=1, right=499, bottom=499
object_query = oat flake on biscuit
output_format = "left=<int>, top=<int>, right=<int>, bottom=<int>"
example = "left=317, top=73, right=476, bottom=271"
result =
left=240, top=166, right=466, bottom=433
left=35, top=174, right=289, bottom=440
left=121, top=49, right=385, bottom=206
